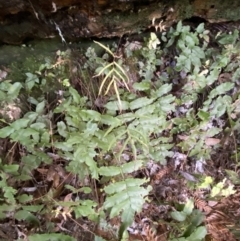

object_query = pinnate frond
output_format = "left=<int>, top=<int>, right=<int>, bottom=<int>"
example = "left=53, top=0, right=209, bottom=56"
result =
left=103, top=178, right=152, bottom=226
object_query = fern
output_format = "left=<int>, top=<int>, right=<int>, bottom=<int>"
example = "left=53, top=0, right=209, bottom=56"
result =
left=93, top=41, right=130, bottom=111
left=1, top=20, right=240, bottom=241
left=0, top=172, right=17, bottom=205
left=103, top=178, right=152, bottom=238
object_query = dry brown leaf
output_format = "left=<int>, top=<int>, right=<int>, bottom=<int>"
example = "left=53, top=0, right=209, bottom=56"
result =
left=64, top=193, right=72, bottom=202
left=205, top=138, right=221, bottom=146
left=36, top=168, right=48, bottom=175
left=177, top=135, right=189, bottom=140
left=208, top=201, right=218, bottom=207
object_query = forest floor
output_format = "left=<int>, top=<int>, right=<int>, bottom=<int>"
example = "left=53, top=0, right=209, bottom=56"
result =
left=0, top=21, right=240, bottom=241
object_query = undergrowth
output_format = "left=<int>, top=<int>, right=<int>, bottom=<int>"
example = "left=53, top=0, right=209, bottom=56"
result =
left=0, top=21, right=240, bottom=241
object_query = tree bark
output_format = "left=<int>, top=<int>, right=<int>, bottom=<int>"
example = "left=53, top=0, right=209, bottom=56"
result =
left=0, top=0, right=240, bottom=45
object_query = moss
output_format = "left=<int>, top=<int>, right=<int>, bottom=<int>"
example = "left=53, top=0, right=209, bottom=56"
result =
left=8, top=56, right=44, bottom=82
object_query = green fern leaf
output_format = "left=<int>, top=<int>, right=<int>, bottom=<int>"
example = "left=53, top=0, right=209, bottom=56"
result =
left=153, top=83, right=172, bottom=97
left=100, top=114, right=122, bottom=126
left=103, top=178, right=152, bottom=220
left=0, top=126, right=14, bottom=138
left=99, top=166, right=121, bottom=176
left=121, top=160, right=143, bottom=173
left=129, top=97, right=155, bottom=110
left=119, top=206, right=135, bottom=239
left=99, top=160, right=143, bottom=176
left=0, top=173, right=17, bottom=204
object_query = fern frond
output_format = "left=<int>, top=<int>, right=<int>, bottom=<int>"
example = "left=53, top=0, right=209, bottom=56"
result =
left=94, top=41, right=114, bottom=56
left=144, top=225, right=158, bottom=241
left=98, top=160, right=143, bottom=176
left=153, top=166, right=171, bottom=181
left=114, top=62, right=130, bottom=81
left=94, top=62, right=114, bottom=77
left=103, top=178, right=152, bottom=230
left=194, top=197, right=212, bottom=214
left=113, top=80, right=122, bottom=111
left=98, top=68, right=114, bottom=95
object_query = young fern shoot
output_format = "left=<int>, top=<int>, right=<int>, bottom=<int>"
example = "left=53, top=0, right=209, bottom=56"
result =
left=93, top=41, right=130, bottom=111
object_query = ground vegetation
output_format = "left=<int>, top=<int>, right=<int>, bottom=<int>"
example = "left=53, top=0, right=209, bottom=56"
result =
left=0, top=21, right=240, bottom=241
